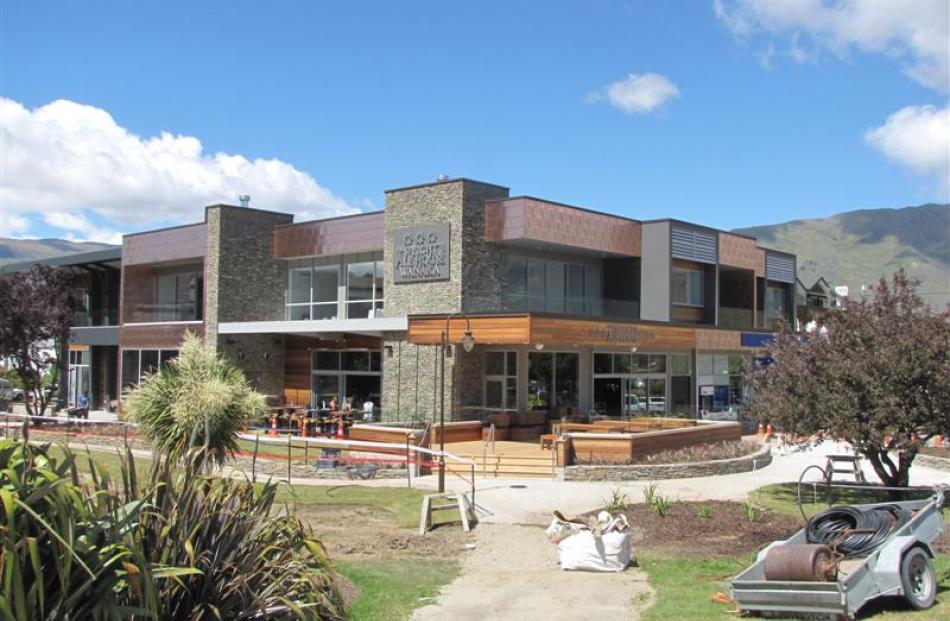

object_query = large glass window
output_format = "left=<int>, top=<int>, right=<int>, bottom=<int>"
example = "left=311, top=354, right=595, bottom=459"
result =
left=697, top=353, right=749, bottom=419
left=311, top=349, right=382, bottom=413
left=528, top=352, right=578, bottom=410
left=155, top=269, right=202, bottom=322
left=347, top=261, right=384, bottom=319
left=121, top=349, right=178, bottom=390
left=672, top=267, right=704, bottom=307
left=505, top=255, right=603, bottom=316
left=484, top=351, right=517, bottom=411
left=593, top=352, right=669, bottom=418
left=286, top=263, right=340, bottom=320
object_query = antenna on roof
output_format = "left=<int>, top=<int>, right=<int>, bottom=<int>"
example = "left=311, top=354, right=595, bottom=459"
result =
left=238, top=195, right=251, bottom=208
left=436, top=174, right=450, bottom=182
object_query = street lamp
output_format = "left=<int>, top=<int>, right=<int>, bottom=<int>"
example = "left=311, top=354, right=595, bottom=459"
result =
left=438, top=312, right=474, bottom=493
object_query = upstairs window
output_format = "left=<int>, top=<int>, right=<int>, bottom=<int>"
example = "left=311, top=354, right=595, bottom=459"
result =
left=672, top=267, right=704, bottom=307
left=346, top=261, right=384, bottom=319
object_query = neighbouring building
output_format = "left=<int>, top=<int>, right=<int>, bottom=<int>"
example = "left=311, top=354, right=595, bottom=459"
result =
left=3, top=177, right=796, bottom=426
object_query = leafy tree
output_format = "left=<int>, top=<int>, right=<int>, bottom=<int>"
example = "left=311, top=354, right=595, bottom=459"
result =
left=744, top=270, right=949, bottom=489
left=0, top=265, right=78, bottom=417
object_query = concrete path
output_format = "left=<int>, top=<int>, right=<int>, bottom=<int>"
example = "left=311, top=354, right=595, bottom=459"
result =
left=411, top=524, right=651, bottom=621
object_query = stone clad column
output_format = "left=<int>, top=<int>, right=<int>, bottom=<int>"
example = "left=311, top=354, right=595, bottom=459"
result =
left=381, top=179, right=508, bottom=422
left=204, top=204, right=294, bottom=397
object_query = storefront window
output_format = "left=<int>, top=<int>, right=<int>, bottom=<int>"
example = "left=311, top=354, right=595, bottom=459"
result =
left=484, top=351, right=517, bottom=410
left=311, top=349, right=382, bottom=411
left=697, top=353, right=749, bottom=419
left=527, top=352, right=579, bottom=411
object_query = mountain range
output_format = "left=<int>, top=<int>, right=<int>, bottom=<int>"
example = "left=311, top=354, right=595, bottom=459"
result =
left=734, top=203, right=949, bottom=309
left=0, top=238, right=117, bottom=266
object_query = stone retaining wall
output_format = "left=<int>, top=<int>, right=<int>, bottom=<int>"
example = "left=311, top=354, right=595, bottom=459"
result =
left=917, top=454, right=950, bottom=472
left=563, top=445, right=772, bottom=481
left=232, top=456, right=409, bottom=480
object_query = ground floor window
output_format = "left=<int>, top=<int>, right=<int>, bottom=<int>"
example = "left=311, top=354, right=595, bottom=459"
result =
left=311, top=349, right=381, bottom=413
left=484, top=351, right=517, bottom=411
left=697, top=353, right=749, bottom=419
left=67, top=348, right=91, bottom=407
left=528, top=352, right=579, bottom=410
left=593, top=352, right=669, bottom=418
left=120, top=348, right=178, bottom=391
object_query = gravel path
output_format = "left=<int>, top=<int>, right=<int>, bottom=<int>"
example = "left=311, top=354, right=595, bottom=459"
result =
left=411, top=523, right=650, bottom=621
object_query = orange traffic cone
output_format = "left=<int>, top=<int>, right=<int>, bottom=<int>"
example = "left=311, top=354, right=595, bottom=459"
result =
left=757, top=423, right=765, bottom=436
left=335, top=420, right=345, bottom=439
left=269, top=415, right=278, bottom=436
left=765, top=422, right=773, bottom=439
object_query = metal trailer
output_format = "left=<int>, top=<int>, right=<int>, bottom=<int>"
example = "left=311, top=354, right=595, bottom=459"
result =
left=731, top=487, right=945, bottom=620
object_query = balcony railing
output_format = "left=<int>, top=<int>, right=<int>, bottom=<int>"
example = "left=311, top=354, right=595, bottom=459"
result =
left=501, top=294, right=639, bottom=319
left=718, top=306, right=754, bottom=330
left=124, top=302, right=202, bottom=324
left=72, top=309, right=120, bottom=327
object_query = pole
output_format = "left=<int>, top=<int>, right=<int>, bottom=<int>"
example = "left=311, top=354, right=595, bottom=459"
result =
left=438, top=329, right=446, bottom=493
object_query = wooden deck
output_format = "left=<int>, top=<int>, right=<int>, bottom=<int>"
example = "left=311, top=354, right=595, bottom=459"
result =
left=446, top=439, right=550, bottom=460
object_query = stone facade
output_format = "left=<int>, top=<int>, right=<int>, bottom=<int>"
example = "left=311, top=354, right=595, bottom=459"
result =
left=563, top=445, right=772, bottom=481
left=381, top=179, right=508, bottom=422
left=205, top=205, right=293, bottom=396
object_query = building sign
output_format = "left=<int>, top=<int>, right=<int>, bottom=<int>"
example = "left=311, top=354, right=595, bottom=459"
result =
left=700, top=385, right=715, bottom=396
left=587, top=325, right=657, bottom=344
left=393, top=223, right=450, bottom=283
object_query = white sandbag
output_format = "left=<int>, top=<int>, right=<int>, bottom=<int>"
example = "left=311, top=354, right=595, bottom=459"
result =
left=556, top=529, right=633, bottom=572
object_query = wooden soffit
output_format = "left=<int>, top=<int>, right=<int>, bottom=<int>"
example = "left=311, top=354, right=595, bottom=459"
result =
left=408, top=315, right=759, bottom=351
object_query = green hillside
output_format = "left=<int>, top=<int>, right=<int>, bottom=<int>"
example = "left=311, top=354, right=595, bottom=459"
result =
left=734, top=204, right=949, bottom=309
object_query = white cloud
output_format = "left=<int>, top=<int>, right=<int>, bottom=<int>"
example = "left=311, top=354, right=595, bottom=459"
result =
left=714, top=0, right=950, bottom=91
left=42, top=211, right=125, bottom=245
left=0, top=97, right=356, bottom=242
left=865, top=105, right=950, bottom=195
left=588, top=72, right=680, bottom=114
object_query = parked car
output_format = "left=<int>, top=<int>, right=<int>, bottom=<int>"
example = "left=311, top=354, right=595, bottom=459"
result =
left=0, top=378, right=25, bottom=401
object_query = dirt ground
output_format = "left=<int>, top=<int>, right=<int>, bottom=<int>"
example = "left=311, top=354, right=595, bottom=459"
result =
left=411, top=523, right=652, bottom=621
left=294, top=504, right=472, bottom=559
left=616, top=501, right=804, bottom=556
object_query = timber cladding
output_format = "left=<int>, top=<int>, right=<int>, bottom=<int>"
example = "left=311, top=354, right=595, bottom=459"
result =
left=562, top=421, right=742, bottom=465
left=408, top=315, right=763, bottom=350
left=408, top=315, right=531, bottom=345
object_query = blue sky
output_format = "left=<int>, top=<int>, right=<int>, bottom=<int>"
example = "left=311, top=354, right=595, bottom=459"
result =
left=1, top=1, right=947, bottom=243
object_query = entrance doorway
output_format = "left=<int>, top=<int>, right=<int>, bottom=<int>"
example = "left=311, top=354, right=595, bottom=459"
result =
left=593, top=375, right=666, bottom=418
left=67, top=349, right=91, bottom=408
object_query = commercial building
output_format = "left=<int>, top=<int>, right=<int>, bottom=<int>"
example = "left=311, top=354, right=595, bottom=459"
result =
left=4, top=177, right=796, bottom=426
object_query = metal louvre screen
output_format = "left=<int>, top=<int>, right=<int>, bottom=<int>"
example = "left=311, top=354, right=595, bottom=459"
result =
left=671, top=226, right=717, bottom=264
left=766, top=254, right=796, bottom=283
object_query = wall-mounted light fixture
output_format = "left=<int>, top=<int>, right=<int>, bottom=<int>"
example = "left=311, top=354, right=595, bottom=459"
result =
left=534, top=342, right=545, bottom=351
left=385, top=345, right=394, bottom=358
left=629, top=346, right=638, bottom=353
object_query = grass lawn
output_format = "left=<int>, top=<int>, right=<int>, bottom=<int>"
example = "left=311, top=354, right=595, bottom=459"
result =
left=276, top=484, right=430, bottom=529
left=639, top=553, right=949, bottom=621
left=45, top=444, right=153, bottom=481
left=639, top=483, right=949, bottom=621
left=336, top=558, right=460, bottom=621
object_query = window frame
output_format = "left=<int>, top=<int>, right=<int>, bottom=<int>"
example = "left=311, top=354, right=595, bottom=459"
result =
left=672, top=266, right=705, bottom=308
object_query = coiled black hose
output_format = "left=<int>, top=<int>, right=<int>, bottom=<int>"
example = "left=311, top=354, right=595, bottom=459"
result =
left=805, top=504, right=910, bottom=557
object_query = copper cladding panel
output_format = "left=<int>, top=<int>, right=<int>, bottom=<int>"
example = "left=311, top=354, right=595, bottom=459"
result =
left=119, top=323, right=204, bottom=349
left=123, top=224, right=207, bottom=266
left=273, top=212, right=385, bottom=259
left=485, top=198, right=640, bottom=256
left=719, top=233, right=765, bottom=277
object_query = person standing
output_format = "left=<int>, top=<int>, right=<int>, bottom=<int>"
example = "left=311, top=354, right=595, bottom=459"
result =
left=78, top=392, right=90, bottom=420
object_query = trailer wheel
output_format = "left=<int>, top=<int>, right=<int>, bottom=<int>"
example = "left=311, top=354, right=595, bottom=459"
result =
left=901, top=548, right=936, bottom=610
